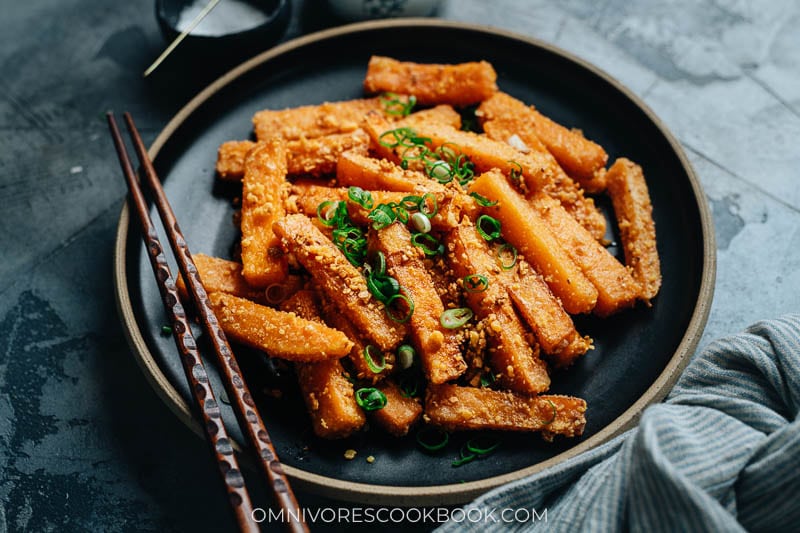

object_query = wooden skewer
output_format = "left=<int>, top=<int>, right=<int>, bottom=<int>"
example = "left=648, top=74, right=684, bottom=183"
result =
left=108, top=111, right=308, bottom=533
left=144, top=0, right=221, bottom=77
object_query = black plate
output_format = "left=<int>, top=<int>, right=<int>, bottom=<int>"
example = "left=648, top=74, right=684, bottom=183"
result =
left=116, top=20, right=714, bottom=504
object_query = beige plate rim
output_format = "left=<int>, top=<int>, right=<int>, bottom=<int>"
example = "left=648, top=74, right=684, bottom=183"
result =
left=113, top=18, right=717, bottom=506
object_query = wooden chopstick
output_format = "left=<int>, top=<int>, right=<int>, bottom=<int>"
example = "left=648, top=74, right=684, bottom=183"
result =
left=108, top=112, right=308, bottom=533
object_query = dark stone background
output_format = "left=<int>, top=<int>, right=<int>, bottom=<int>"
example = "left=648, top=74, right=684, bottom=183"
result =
left=1, top=0, right=798, bottom=530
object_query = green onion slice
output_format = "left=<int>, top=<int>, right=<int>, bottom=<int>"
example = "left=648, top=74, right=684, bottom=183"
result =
left=440, top=307, right=473, bottom=329
left=416, top=428, right=449, bottom=452
left=497, top=243, right=518, bottom=270
left=543, top=399, right=557, bottom=426
left=419, top=193, right=438, bottom=218
left=426, top=160, right=453, bottom=183
left=385, top=293, right=414, bottom=323
left=367, top=274, right=400, bottom=304
left=368, top=204, right=396, bottom=230
left=161, top=325, right=173, bottom=335
left=508, top=160, right=523, bottom=183
left=451, top=444, right=477, bottom=467
left=469, top=192, right=498, bottom=207
left=355, top=388, right=387, bottom=411
left=479, top=373, right=496, bottom=388
left=380, top=93, right=417, bottom=117
left=363, top=345, right=386, bottom=373
left=411, top=232, right=444, bottom=256
left=316, top=200, right=341, bottom=227
left=348, top=186, right=374, bottom=209
left=466, top=437, right=501, bottom=456
left=369, top=251, right=387, bottom=277
left=463, top=274, right=489, bottom=293
left=401, top=195, right=423, bottom=211
left=397, top=344, right=416, bottom=370
left=476, top=214, right=502, bottom=241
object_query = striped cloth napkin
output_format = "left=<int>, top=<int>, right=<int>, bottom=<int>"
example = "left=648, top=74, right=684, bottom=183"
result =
left=437, top=315, right=800, bottom=532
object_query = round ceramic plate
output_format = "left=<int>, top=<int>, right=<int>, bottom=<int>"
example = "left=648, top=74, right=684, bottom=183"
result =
left=114, top=19, right=715, bottom=505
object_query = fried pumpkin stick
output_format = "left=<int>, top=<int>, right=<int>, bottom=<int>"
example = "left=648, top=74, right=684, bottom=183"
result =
left=274, top=214, right=407, bottom=351
left=280, top=290, right=366, bottom=439
left=425, top=384, right=587, bottom=439
left=446, top=223, right=551, bottom=394
left=606, top=158, right=662, bottom=301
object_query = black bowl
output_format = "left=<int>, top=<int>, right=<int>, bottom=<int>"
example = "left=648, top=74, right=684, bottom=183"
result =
left=155, top=0, right=291, bottom=65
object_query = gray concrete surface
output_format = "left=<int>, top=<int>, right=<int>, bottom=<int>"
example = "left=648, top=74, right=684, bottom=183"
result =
left=1, top=0, right=798, bottom=530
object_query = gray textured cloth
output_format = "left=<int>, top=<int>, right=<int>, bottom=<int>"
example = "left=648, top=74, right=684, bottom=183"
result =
left=437, top=315, right=800, bottom=532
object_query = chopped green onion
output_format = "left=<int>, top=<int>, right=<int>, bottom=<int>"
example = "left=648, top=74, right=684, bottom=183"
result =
left=368, top=204, right=396, bottom=230
left=508, top=160, right=523, bottom=184
left=348, top=186, right=374, bottom=209
left=416, top=428, right=449, bottom=452
left=427, top=160, right=452, bottom=182
left=355, top=388, right=387, bottom=411
left=440, top=307, right=473, bottom=329
left=463, top=274, right=489, bottom=293
left=397, top=344, right=415, bottom=370
left=401, top=195, right=423, bottom=211
left=369, top=251, right=387, bottom=277
left=316, top=200, right=341, bottom=227
left=367, top=275, right=400, bottom=304
left=363, top=345, right=386, bottom=373
left=380, top=93, right=417, bottom=117
left=378, top=127, right=416, bottom=148
left=497, top=243, right=518, bottom=270
left=161, top=325, right=172, bottom=336
left=411, top=232, right=444, bottom=256
left=476, top=215, right=502, bottom=241
left=543, top=399, right=557, bottom=425
left=410, top=212, right=432, bottom=234
left=451, top=444, right=477, bottom=467
left=466, top=437, right=501, bottom=456
left=385, top=293, right=414, bottom=323
left=479, top=372, right=496, bottom=388
left=469, top=191, right=498, bottom=207
left=393, top=204, right=409, bottom=224
left=419, top=193, right=438, bottom=218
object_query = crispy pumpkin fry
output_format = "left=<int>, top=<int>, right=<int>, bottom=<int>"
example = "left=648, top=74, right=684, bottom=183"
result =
left=498, top=256, right=591, bottom=367
left=208, top=292, right=352, bottom=361
left=402, top=122, right=557, bottom=193
left=447, top=224, right=550, bottom=394
left=478, top=92, right=607, bottom=193
left=425, top=384, right=587, bottom=438
left=530, top=192, right=641, bottom=317
left=526, top=105, right=608, bottom=184
left=399, top=104, right=462, bottom=129
left=295, top=359, right=366, bottom=439
left=253, top=97, right=386, bottom=141
left=319, top=296, right=394, bottom=383
left=240, top=140, right=289, bottom=288
left=287, top=180, right=469, bottom=232
left=606, top=158, right=661, bottom=301
left=279, top=290, right=367, bottom=439
left=478, top=93, right=606, bottom=237
left=371, top=380, right=423, bottom=437
left=336, top=151, right=443, bottom=193
left=364, top=56, right=498, bottom=106
left=216, top=140, right=256, bottom=180
left=273, top=214, right=407, bottom=351
left=217, top=132, right=369, bottom=180
left=469, top=170, right=598, bottom=314
left=176, top=253, right=263, bottom=303
left=482, top=120, right=606, bottom=238
left=373, top=222, right=467, bottom=384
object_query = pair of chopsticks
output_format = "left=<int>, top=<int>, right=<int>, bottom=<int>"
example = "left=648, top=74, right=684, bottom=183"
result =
left=108, top=112, right=308, bottom=533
